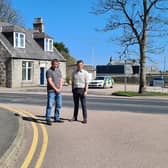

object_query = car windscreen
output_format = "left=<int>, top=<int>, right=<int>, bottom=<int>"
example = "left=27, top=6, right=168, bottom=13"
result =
left=153, top=78, right=163, bottom=80
left=95, top=77, right=104, bottom=80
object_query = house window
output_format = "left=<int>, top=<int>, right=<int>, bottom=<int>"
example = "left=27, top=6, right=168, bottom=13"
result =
left=44, top=38, right=53, bottom=51
left=14, top=32, right=25, bottom=48
left=22, top=61, right=32, bottom=81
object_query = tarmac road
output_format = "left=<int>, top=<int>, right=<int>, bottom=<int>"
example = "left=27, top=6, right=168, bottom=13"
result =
left=5, top=101, right=168, bottom=168
left=0, top=92, right=168, bottom=114
left=0, top=86, right=168, bottom=167
left=0, top=108, right=19, bottom=159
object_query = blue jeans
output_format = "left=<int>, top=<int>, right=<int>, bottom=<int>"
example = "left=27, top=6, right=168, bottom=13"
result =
left=46, top=92, right=62, bottom=121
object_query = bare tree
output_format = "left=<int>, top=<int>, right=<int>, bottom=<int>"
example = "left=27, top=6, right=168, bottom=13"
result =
left=92, top=0, right=168, bottom=93
left=0, top=0, right=22, bottom=25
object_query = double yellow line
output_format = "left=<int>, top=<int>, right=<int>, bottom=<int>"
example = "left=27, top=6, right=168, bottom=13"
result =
left=0, top=105, right=48, bottom=168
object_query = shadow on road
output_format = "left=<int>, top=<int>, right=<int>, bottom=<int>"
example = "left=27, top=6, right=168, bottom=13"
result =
left=35, top=115, right=83, bottom=123
left=22, top=116, right=47, bottom=125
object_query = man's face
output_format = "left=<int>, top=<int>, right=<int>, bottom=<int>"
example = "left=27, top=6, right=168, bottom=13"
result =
left=52, top=61, right=59, bottom=69
left=77, top=62, right=83, bottom=70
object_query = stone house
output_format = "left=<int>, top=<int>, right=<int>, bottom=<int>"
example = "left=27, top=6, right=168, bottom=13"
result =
left=0, top=18, right=66, bottom=88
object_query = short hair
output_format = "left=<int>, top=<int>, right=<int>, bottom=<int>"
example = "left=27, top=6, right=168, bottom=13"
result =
left=76, top=60, right=84, bottom=64
left=51, top=59, right=59, bottom=64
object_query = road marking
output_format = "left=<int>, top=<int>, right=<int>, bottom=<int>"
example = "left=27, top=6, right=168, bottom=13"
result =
left=0, top=105, right=39, bottom=168
left=19, top=110, right=39, bottom=168
left=20, top=109, right=48, bottom=168
left=0, top=105, right=48, bottom=168
left=35, top=122, right=48, bottom=168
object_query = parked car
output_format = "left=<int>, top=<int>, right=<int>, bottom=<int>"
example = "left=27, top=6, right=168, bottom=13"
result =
left=149, top=77, right=165, bottom=88
left=88, top=76, right=114, bottom=88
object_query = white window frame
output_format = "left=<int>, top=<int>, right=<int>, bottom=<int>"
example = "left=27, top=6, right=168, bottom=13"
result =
left=22, top=61, right=33, bottom=81
left=44, top=38, right=53, bottom=52
left=14, top=32, right=25, bottom=48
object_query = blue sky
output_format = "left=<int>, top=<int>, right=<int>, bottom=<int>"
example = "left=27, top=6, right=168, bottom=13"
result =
left=11, top=0, right=167, bottom=70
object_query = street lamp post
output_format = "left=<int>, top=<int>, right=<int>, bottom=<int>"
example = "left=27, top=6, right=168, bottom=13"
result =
left=124, top=59, right=127, bottom=92
left=164, top=55, right=166, bottom=73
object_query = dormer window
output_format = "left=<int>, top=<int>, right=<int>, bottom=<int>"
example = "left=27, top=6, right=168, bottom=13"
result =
left=14, top=32, right=25, bottom=48
left=44, top=38, right=53, bottom=52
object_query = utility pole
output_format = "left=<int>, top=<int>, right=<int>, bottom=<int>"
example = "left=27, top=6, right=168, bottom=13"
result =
left=91, top=48, right=94, bottom=67
left=91, top=47, right=95, bottom=79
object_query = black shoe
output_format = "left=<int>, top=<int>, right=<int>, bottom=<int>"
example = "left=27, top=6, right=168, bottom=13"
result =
left=69, top=118, right=77, bottom=122
left=82, top=120, right=87, bottom=124
left=46, top=119, right=52, bottom=125
left=54, top=120, right=64, bottom=123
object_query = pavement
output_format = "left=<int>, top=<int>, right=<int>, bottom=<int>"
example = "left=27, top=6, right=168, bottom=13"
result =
left=0, top=84, right=168, bottom=167
left=0, top=83, right=168, bottom=95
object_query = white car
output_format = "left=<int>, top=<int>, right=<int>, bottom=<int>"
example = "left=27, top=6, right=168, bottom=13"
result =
left=88, top=76, right=114, bottom=88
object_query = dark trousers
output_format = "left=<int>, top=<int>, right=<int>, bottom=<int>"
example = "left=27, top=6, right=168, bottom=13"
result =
left=73, top=88, right=87, bottom=120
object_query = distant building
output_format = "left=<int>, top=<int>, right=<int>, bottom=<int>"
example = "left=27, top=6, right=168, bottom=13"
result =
left=97, top=60, right=138, bottom=77
left=67, top=64, right=95, bottom=83
left=145, top=65, right=159, bottom=74
left=96, top=60, right=160, bottom=84
left=96, top=60, right=159, bottom=77
left=0, top=17, right=66, bottom=87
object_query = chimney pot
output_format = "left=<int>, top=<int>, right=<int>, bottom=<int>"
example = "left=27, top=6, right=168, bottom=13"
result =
left=33, top=17, right=44, bottom=32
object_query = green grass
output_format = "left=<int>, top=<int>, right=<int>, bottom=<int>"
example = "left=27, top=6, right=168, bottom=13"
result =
left=112, top=91, right=168, bottom=97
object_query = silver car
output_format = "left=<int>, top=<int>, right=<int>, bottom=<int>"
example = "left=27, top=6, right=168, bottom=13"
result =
left=149, top=77, right=165, bottom=88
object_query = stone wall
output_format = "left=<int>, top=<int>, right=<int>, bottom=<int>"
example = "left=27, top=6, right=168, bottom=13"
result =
left=59, top=61, right=66, bottom=81
left=0, top=61, right=6, bottom=86
left=0, top=41, right=11, bottom=87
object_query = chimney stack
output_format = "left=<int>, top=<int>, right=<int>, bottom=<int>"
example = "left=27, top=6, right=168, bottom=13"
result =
left=33, top=17, right=44, bottom=32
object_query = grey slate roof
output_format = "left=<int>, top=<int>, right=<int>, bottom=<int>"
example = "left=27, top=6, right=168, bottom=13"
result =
left=33, top=32, right=52, bottom=39
left=2, top=25, right=25, bottom=33
left=0, top=22, right=66, bottom=61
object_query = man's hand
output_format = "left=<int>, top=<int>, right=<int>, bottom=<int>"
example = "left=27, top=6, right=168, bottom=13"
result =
left=54, top=87, right=61, bottom=93
left=48, top=77, right=61, bottom=93
left=84, top=84, right=88, bottom=96
left=84, top=91, right=87, bottom=96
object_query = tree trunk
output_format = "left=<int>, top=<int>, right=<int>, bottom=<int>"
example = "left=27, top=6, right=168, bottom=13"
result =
left=139, top=43, right=146, bottom=93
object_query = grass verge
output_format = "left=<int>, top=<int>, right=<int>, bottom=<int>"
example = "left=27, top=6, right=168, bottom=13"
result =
left=112, top=91, right=168, bottom=97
